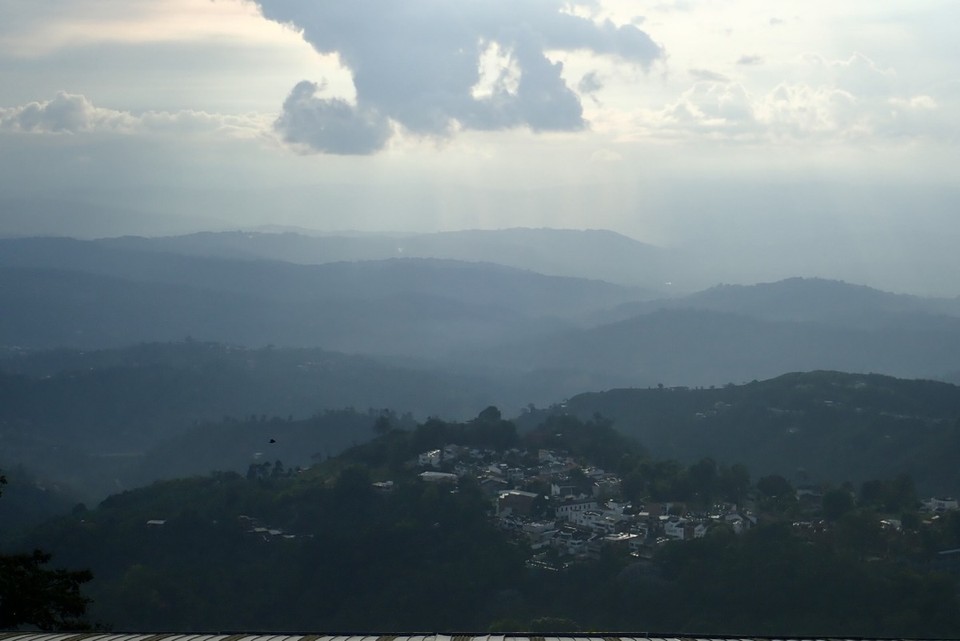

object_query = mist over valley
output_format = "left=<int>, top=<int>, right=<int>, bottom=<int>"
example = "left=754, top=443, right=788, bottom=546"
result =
left=4, top=0, right=960, bottom=632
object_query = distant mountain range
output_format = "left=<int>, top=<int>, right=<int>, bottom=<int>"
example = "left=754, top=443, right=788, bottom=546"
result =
left=3, top=232, right=960, bottom=394
left=5, top=226, right=960, bottom=634
left=97, top=228, right=673, bottom=290
left=475, top=306, right=960, bottom=397
left=3, top=237, right=960, bottom=507
left=0, top=236, right=647, bottom=357
left=604, top=277, right=960, bottom=328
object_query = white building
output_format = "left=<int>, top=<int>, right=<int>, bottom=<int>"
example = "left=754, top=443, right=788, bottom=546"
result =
left=418, top=449, right=442, bottom=468
left=556, top=498, right=599, bottom=521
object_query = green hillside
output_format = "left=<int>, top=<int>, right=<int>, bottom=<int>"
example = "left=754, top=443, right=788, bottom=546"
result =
left=0, top=341, right=503, bottom=503
left=11, top=411, right=960, bottom=635
left=541, top=371, right=960, bottom=493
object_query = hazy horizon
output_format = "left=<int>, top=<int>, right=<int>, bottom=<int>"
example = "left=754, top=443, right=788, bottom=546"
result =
left=2, top=0, right=959, bottom=296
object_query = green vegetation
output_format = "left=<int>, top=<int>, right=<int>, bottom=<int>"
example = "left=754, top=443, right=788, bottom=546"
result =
left=23, top=469, right=522, bottom=631
left=541, top=370, right=960, bottom=493
left=10, top=412, right=960, bottom=635
left=0, top=340, right=493, bottom=504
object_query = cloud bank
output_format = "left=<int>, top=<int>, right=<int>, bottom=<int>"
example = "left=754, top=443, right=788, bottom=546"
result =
left=0, top=92, right=129, bottom=133
left=252, top=0, right=664, bottom=154
left=0, top=91, right=267, bottom=137
left=647, top=54, right=955, bottom=143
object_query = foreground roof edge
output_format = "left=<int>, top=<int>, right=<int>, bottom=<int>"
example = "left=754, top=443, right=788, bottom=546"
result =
left=0, top=634, right=950, bottom=641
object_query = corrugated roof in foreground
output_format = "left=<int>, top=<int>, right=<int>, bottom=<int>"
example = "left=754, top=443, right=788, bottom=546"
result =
left=0, top=634, right=938, bottom=641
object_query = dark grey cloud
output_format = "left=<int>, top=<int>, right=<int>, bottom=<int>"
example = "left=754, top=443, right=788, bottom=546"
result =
left=276, top=81, right=392, bottom=155
left=254, top=0, right=664, bottom=154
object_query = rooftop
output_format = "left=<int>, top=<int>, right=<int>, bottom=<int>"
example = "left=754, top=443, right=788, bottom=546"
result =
left=0, top=634, right=930, bottom=641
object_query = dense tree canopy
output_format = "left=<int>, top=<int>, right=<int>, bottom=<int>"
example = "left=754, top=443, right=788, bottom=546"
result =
left=10, top=413, right=960, bottom=636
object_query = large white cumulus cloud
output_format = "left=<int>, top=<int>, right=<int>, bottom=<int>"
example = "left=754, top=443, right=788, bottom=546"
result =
left=252, top=0, right=664, bottom=154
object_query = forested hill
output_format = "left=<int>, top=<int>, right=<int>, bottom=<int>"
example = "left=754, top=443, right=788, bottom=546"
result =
left=5, top=343, right=960, bottom=518
left=0, top=341, right=509, bottom=508
left=14, top=412, right=960, bottom=635
left=528, top=371, right=960, bottom=493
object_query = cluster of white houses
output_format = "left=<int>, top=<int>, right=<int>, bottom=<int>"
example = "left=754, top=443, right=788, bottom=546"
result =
left=414, top=444, right=755, bottom=561
left=412, top=443, right=960, bottom=563
left=495, top=489, right=753, bottom=561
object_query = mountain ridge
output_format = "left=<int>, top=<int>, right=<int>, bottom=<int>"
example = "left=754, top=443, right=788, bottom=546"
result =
left=96, top=227, right=672, bottom=291
left=525, top=369, right=960, bottom=493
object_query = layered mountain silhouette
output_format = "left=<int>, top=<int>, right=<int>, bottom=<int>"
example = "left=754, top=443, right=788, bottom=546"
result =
left=4, top=229, right=960, bottom=503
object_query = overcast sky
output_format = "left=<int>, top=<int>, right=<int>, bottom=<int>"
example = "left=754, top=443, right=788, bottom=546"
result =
left=1, top=0, right=959, bottom=295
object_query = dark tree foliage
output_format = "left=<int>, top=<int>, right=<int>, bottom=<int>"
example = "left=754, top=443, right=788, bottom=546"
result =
left=524, top=413, right=644, bottom=470
left=757, top=474, right=793, bottom=498
left=343, top=407, right=521, bottom=470
left=618, top=457, right=750, bottom=507
left=11, top=419, right=960, bottom=635
left=543, top=371, right=960, bottom=494
left=822, top=488, right=855, bottom=521
left=859, top=474, right=917, bottom=513
left=0, top=550, right=93, bottom=631
left=0, top=473, right=93, bottom=631
left=641, top=522, right=960, bottom=637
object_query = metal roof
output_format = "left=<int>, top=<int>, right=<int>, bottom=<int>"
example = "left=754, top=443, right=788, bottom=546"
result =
left=0, top=634, right=929, bottom=641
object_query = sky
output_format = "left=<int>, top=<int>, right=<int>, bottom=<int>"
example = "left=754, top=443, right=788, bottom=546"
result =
left=1, top=0, right=959, bottom=295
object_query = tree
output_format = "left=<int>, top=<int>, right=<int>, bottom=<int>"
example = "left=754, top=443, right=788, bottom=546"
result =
left=477, top=406, right=502, bottom=422
left=0, top=550, right=93, bottom=631
left=688, top=458, right=719, bottom=506
left=859, top=475, right=917, bottom=513
left=822, top=488, right=855, bottom=521
left=756, top=474, right=797, bottom=514
left=757, top=474, right=793, bottom=499
left=372, top=414, right=392, bottom=436
left=0, top=471, right=93, bottom=631
left=719, top=463, right=751, bottom=505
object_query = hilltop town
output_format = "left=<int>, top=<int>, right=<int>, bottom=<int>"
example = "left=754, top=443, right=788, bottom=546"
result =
left=405, top=436, right=960, bottom=570
left=14, top=408, right=960, bottom=634
left=413, top=442, right=747, bottom=564
left=228, top=408, right=960, bottom=569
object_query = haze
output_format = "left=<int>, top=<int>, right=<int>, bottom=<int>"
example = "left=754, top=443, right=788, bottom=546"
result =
left=1, top=0, right=959, bottom=296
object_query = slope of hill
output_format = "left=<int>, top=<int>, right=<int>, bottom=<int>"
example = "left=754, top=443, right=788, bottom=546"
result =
left=479, top=303, right=960, bottom=396
left=98, top=227, right=672, bottom=291
left=485, top=278, right=960, bottom=397
left=7, top=240, right=960, bottom=442
left=0, top=237, right=648, bottom=356
left=533, top=370, right=960, bottom=493
left=604, top=277, right=960, bottom=328
left=0, top=237, right=644, bottom=312
left=0, top=341, right=519, bottom=502
left=14, top=410, right=960, bottom=635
